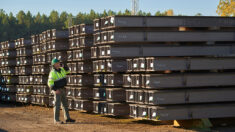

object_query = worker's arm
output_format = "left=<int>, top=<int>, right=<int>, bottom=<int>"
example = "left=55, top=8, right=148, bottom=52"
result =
left=48, top=71, right=57, bottom=91
left=62, top=63, right=70, bottom=75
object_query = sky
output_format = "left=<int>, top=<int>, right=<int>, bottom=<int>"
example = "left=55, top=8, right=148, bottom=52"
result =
left=0, top=0, right=220, bottom=16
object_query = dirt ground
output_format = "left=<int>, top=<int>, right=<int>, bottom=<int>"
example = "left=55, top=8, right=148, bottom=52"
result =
left=0, top=103, right=235, bottom=132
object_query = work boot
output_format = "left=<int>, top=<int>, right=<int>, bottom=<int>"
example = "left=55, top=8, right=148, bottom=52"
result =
left=65, top=118, right=76, bottom=123
left=54, top=120, right=64, bottom=124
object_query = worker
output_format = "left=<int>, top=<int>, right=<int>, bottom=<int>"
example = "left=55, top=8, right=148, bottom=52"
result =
left=48, top=58, right=75, bottom=124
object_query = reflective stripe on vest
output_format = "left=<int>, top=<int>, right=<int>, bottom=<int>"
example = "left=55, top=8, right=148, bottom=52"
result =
left=54, top=68, right=66, bottom=81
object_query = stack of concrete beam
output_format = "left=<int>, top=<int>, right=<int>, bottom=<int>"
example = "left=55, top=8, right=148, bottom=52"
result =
left=91, top=18, right=132, bottom=116
left=0, top=41, right=17, bottom=102
left=66, top=24, right=94, bottom=111
left=92, top=16, right=235, bottom=120
left=31, top=33, right=49, bottom=106
left=15, top=38, right=33, bottom=103
left=31, top=29, right=69, bottom=106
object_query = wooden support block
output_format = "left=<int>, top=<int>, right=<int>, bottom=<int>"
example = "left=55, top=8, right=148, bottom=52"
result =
left=174, top=118, right=212, bottom=129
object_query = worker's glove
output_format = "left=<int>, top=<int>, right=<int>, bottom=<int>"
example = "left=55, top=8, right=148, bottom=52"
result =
left=62, top=63, right=69, bottom=71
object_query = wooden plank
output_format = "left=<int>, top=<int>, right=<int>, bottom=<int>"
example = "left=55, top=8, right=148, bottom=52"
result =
left=173, top=119, right=212, bottom=129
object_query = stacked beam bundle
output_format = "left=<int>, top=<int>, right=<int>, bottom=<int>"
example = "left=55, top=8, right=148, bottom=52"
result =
left=31, top=29, right=69, bottom=106
left=0, top=41, right=17, bottom=102
left=15, top=38, right=33, bottom=103
left=66, top=24, right=94, bottom=111
left=92, top=16, right=235, bottom=120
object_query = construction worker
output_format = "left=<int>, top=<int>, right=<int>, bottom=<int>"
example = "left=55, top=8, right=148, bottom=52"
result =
left=48, top=58, right=75, bottom=124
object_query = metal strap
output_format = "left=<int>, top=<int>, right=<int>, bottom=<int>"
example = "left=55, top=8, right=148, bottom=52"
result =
left=186, top=57, right=191, bottom=70
left=182, top=74, right=187, bottom=86
left=185, top=90, right=189, bottom=102
left=143, top=16, right=147, bottom=27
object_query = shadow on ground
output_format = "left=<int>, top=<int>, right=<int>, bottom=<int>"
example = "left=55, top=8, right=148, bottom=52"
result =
left=0, top=102, right=24, bottom=108
left=0, top=128, right=8, bottom=132
left=132, top=119, right=173, bottom=126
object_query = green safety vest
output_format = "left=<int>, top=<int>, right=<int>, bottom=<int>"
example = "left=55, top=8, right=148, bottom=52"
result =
left=47, top=67, right=70, bottom=89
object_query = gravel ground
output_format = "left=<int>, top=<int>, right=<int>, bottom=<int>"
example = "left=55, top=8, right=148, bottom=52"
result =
left=0, top=103, right=234, bottom=132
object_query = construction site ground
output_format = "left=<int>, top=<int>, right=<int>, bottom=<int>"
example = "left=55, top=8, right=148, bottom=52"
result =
left=0, top=103, right=235, bottom=132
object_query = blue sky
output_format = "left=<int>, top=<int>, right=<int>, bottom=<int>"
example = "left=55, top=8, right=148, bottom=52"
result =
left=0, top=0, right=220, bottom=16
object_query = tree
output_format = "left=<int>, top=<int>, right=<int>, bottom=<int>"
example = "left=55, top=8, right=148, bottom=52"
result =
left=155, top=11, right=167, bottom=16
left=117, top=11, right=123, bottom=15
left=90, top=9, right=99, bottom=19
left=65, top=13, right=73, bottom=28
left=60, top=11, right=68, bottom=29
left=32, top=12, right=42, bottom=34
left=195, top=13, right=203, bottom=16
left=108, top=10, right=116, bottom=16
left=1, top=12, right=10, bottom=40
left=16, top=10, right=26, bottom=25
left=146, top=12, right=152, bottom=16
left=0, top=9, right=182, bottom=42
left=8, top=12, right=18, bottom=40
left=41, top=14, right=50, bottom=30
left=16, top=10, right=28, bottom=38
left=8, top=12, right=16, bottom=24
left=34, top=12, right=41, bottom=24
left=102, top=10, right=108, bottom=17
left=137, top=10, right=145, bottom=16
left=49, top=10, right=60, bottom=28
left=124, top=9, right=132, bottom=15
left=25, top=11, right=33, bottom=29
left=75, top=12, right=85, bottom=24
left=217, top=0, right=235, bottom=16
left=86, top=9, right=99, bottom=24
left=166, top=9, right=174, bottom=16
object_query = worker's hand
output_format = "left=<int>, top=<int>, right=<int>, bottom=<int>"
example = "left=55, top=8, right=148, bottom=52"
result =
left=62, top=63, right=69, bottom=71
left=55, top=90, right=61, bottom=94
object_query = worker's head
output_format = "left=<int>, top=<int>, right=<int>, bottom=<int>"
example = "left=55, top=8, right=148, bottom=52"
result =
left=51, top=58, right=60, bottom=69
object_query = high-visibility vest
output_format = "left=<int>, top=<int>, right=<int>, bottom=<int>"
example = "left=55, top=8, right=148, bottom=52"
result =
left=47, top=67, right=70, bottom=90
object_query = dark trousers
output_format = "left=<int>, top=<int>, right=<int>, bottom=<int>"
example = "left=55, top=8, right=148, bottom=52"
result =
left=53, top=88, right=70, bottom=122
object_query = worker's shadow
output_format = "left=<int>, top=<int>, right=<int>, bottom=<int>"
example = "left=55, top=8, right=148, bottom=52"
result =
left=0, top=128, right=8, bottom=132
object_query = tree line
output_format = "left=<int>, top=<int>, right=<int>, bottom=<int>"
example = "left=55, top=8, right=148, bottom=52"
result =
left=0, top=9, right=175, bottom=42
